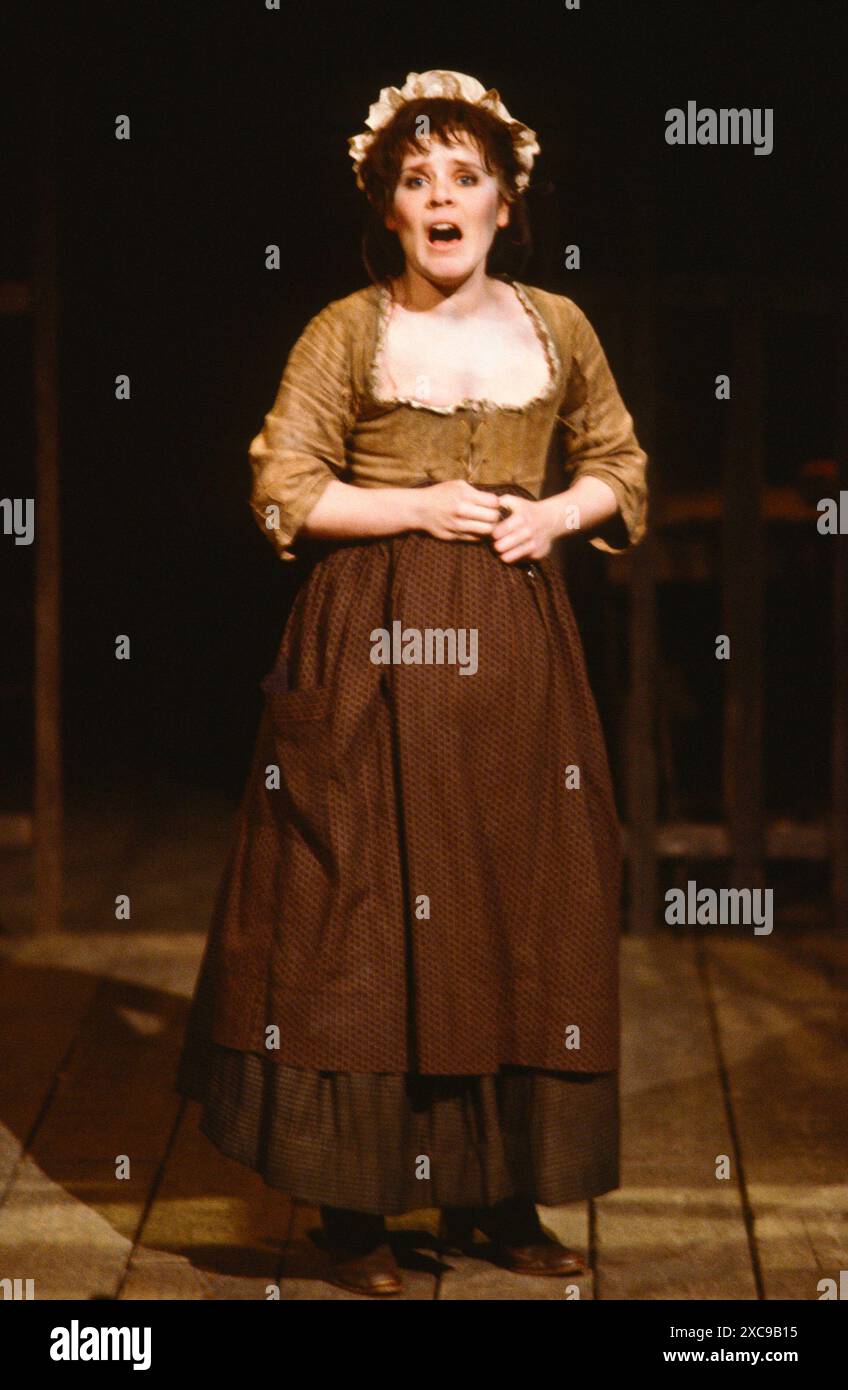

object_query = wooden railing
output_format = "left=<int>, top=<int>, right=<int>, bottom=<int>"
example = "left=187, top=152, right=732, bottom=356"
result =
left=575, top=272, right=846, bottom=934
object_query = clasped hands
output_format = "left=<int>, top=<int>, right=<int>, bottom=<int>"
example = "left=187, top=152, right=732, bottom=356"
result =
left=414, top=479, right=576, bottom=566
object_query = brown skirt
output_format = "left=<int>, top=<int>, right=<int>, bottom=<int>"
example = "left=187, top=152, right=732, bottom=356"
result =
left=176, top=481, right=623, bottom=1212
left=177, top=1045, right=619, bottom=1215
left=176, top=482, right=623, bottom=1075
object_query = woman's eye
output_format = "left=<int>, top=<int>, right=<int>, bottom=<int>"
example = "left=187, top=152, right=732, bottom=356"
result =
left=401, top=173, right=479, bottom=188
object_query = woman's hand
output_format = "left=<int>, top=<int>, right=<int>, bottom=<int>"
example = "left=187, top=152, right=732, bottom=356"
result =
left=490, top=495, right=563, bottom=564
left=413, top=480, right=504, bottom=543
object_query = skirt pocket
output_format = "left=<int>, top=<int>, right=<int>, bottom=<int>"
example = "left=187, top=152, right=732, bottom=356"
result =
left=260, top=679, right=334, bottom=857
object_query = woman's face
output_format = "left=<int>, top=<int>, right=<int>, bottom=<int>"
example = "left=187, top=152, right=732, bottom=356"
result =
left=384, top=131, right=511, bottom=286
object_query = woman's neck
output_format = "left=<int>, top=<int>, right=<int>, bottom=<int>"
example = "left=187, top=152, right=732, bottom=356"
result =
left=389, top=264, right=506, bottom=319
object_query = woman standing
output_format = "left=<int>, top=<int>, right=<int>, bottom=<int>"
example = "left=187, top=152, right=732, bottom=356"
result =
left=175, top=70, right=648, bottom=1297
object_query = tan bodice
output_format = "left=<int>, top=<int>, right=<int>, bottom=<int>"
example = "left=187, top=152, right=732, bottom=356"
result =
left=247, top=277, right=649, bottom=560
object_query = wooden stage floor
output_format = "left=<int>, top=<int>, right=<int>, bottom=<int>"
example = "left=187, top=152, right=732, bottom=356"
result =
left=0, top=780, right=845, bottom=1300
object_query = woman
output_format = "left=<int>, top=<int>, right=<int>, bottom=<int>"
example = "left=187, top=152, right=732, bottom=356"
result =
left=175, top=69, right=648, bottom=1297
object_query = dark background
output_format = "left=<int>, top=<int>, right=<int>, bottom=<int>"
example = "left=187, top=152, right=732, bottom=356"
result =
left=1, top=1, right=844, bottom=865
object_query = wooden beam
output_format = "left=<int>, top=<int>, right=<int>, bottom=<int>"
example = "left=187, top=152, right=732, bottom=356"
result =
left=833, top=313, right=848, bottom=929
left=655, top=485, right=820, bottom=527
left=722, top=288, right=766, bottom=889
left=621, top=145, right=661, bottom=937
left=33, top=34, right=62, bottom=932
left=623, top=819, right=829, bottom=860
left=625, top=283, right=659, bottom=934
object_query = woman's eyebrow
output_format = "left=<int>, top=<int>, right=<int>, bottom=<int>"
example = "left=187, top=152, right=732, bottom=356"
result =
left=401, top=157, right=484, bottom=172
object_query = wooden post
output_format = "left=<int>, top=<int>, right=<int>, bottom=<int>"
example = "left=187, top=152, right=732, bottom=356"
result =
left=622, top=132, right=660, bottom=937
left=626, top=283, right=659, bottom=934
left=33, top=37, right=62, bottom=933
left=833, top=310, right=848, bottom=930
left=721, top=286, right=765, bottom=889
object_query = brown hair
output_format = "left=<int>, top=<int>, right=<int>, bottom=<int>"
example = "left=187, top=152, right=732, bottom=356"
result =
left=358, top=97, right=532, bottom=285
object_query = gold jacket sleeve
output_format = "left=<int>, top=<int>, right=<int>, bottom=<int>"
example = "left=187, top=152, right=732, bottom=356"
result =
left=558, top=307, right=649, bottom=553
left=248, top=304, right=353, bottom=560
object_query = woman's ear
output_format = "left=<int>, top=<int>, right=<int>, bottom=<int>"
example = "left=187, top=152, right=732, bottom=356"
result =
left=496, top=194, right=512, bottom=230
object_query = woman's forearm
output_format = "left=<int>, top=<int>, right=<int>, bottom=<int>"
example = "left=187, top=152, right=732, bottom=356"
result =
left=298, top=478, right=424, bottom=543
left=298, top=474, right=621, bottom=549
left=541, top=476, right=619, bottom=541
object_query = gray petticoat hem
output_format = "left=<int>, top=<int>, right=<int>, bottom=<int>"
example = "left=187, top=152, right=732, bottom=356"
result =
left=176, top=1044, right=619, bottom=1215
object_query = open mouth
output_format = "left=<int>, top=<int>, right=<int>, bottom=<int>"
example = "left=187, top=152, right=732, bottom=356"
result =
left=428, top=222, right=463, bottom=244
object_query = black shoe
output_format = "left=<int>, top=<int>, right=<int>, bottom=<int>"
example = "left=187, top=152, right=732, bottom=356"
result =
left=326, top=1241, right=404, bottom=1296
left=441, top=1199, right=588, bottom=1276
left=319, top=1205, right=404, bottom=1296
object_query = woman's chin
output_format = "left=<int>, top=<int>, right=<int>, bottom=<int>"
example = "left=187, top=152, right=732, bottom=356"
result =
left=415, top=255, right=484, bottom=288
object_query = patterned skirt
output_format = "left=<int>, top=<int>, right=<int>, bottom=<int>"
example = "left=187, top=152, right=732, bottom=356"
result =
left=176, top=482, right=622, bottom=1214
left=176, top=1045, right=619, bottom=1215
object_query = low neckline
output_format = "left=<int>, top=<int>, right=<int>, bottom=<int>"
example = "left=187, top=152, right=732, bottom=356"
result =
left=366, top=277, right=562, bottom=416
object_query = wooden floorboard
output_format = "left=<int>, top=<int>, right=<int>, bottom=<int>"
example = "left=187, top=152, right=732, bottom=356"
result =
left=1, top=903, right=844, bottom=1299
left=0, top=949, right=102, bottom=1193
left=0, top=938, right=192, bottom=1297
left=0, top=935, right=152, bottom=1298
left=598, top=937, right=757, bottom=1300
left=703, top=933, right=848, bottom=1301
left=123, top=1097, right=293, bottom=1300
left=95, top=932, right=289, bottom=1300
